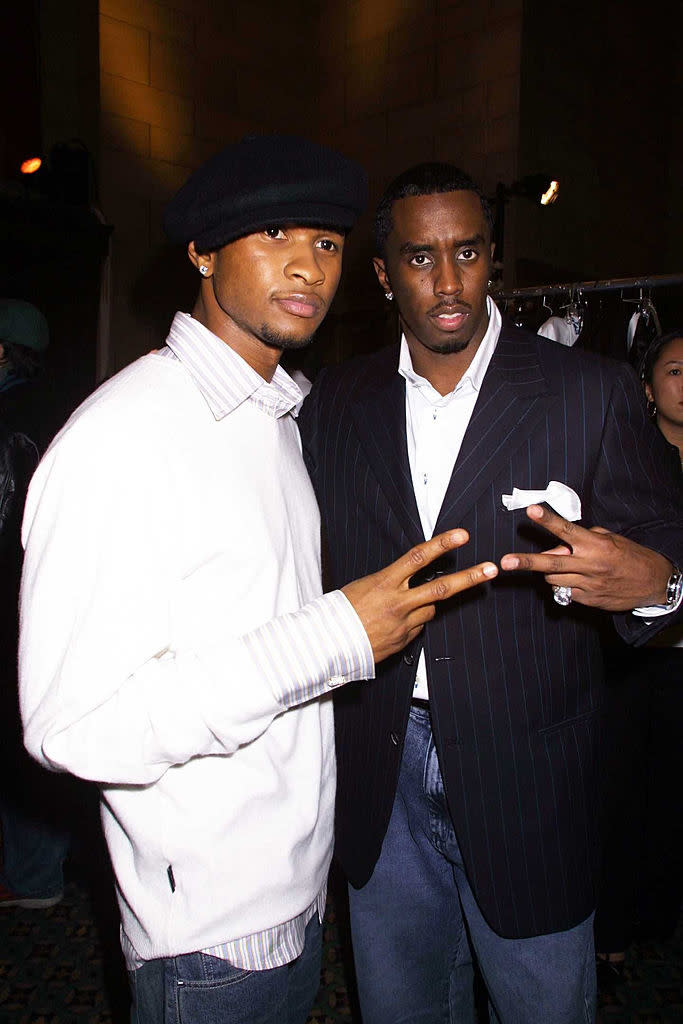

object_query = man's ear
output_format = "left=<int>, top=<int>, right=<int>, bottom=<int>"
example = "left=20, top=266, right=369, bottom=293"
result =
left=372, top=256, right=392, bottom=297
left=188, top=241, right=214, bottom=278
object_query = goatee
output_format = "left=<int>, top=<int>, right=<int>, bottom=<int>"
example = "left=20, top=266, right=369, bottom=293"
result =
left=259, top=324, right=318, bottom=351
left=427, top=337, right=472, bottom=355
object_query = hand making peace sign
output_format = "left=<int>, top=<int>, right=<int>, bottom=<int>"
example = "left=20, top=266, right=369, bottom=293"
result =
left=500, top=504, right=674, bottom=611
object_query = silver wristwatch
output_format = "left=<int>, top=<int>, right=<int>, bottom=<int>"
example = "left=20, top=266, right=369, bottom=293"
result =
left=665, top=565, right=683, bottom=608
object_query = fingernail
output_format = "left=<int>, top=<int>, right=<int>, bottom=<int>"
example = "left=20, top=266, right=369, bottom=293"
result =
left=527, top=504, right=543, bottom=516
left=483, top=564, right=497, bottom=576
left=502, top=556, right=519, bottom=569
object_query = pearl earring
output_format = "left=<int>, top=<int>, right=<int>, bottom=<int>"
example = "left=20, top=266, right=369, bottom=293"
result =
left=199, top=266, right=208, bottom=276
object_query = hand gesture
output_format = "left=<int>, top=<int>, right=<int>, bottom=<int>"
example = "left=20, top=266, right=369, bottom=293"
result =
left=500, top=504, right=672, bottom=611
left=342, top=530, right=497, bottom=663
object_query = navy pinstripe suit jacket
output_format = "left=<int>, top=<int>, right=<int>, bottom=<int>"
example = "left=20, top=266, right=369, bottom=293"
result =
left=298, top=325, right=683, bottom=939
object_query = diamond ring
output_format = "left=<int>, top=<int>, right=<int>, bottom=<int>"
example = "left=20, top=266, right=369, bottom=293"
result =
left=552, top=585, right=572, bottom=606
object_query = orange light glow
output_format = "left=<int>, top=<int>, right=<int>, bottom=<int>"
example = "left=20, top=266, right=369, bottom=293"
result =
left=20, top=157, right=42, bottom=175
left=540, top=180, right=559, bottom=206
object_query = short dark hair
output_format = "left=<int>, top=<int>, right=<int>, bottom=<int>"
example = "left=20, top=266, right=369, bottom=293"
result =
left=639, top=329, right=683, bottom=386
left=374, top=162, right=494, bottom=255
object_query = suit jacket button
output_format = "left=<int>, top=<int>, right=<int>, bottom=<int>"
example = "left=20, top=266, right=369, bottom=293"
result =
left=403, top=653, right=414, bottom=666
left=390, top=731, right=399, bottom=746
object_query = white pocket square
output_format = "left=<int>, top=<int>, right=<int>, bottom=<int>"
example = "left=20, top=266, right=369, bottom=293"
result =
left=501, top=481, right=581, bottom=521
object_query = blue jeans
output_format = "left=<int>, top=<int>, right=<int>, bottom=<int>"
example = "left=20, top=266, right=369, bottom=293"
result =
left=349, top=706, right=596, bottom=1024
left=129, top=913, right=323, bottom=1024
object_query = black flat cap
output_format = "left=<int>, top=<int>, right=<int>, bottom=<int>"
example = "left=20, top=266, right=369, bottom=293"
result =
left=163, top=134, right=368, bottom=251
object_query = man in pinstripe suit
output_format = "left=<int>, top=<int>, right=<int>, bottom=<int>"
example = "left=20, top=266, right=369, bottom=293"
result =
left=298, top=163, right=683, bottom=1023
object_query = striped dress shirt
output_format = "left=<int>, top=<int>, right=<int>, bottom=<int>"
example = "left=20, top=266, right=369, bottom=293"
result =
left=119, top=312, right=373, bottom=970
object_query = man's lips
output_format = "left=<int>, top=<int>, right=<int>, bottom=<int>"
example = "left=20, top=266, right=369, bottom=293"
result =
left=274, top=294, right=323, bottom=319
left=429, top=305, right=471, bottom=330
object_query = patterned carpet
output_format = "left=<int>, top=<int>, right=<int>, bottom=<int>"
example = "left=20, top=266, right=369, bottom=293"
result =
left=0, top=861, right=681, bottom=1023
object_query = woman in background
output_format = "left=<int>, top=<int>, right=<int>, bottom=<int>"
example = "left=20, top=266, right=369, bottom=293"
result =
left=642, top=330, right=683, bottom=467
left=595, top=330, right=683, bottom=986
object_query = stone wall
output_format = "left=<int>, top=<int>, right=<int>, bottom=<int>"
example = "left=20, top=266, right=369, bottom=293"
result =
left=314, top=0, right=523, bottom=313
left=98, top=0, right=316, bottom=371
left=97, top=0, right=524, bottom=368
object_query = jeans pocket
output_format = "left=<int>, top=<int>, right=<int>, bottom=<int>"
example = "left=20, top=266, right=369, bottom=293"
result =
left=175, top=954, right=285, bottom=1024
left=175, top=952, right=253, bottom=988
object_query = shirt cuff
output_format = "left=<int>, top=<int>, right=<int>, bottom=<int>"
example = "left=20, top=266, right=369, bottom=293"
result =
left=241, top=590, right=375, bottom=708
left=632, top=585, right=683, bottom=618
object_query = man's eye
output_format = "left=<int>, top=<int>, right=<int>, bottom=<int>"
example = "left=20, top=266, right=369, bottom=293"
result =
left=264, top=227, right=286, bottom=239
left=317, top=238, right=338, bottom=252
left=458, top=248, right=478, bottom=261
left=409, top=253, right=431, bottom=266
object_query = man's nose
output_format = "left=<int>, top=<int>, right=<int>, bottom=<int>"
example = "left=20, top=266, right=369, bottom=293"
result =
left=434, top=258, right=463, bottom=296
left=285, top=245, right=324, bottom=285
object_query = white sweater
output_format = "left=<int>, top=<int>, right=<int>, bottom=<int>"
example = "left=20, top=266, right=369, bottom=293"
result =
left=19, top=347, right=371, bottom=960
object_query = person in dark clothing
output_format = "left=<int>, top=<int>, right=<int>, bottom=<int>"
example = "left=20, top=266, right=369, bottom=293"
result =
left=0, top=300, right=50, bottom=442
left=298, top=164, right=682, bottom=1024
left=595, top=330, right=683, bottom=986
left=0, top=299, right=69, bottom=909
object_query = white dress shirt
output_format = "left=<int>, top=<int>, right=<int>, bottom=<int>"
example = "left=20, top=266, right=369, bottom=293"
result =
left=399, top=297, right=502, bottom=699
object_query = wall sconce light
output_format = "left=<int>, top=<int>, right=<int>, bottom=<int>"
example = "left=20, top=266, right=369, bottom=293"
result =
left=508, top=174, right=559, bottom=205
left=540, top=180, right=559, bottom=206
left=20, top=157, right=43, bottom=175
left=16, top=140, right=93, bottom=205
left=492, top=173, right=559, bottom=269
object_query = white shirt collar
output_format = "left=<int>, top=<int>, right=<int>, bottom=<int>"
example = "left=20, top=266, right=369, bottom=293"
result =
left=165, top=312, right=302, bottom=421
left=398, top=296, right=502, bottom=398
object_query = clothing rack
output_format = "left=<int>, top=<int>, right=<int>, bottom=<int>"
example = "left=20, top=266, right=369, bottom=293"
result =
left=495, top=271, right=683, bottom=301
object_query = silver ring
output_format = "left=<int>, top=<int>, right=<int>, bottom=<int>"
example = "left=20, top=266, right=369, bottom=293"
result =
left=552, top=585, right=572, bottom=606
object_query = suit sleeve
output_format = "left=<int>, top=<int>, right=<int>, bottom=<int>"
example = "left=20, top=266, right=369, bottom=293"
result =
left=589, top=363, right=683, bottom=644
left=296, top=369, right=325, bottom=484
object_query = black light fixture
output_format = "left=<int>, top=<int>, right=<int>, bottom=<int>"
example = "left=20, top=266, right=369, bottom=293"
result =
left=507, top=174, right=559, bottom=205
left=492, top=173, right=559, bottom=268
left=49, top=139, right=94, bottom=205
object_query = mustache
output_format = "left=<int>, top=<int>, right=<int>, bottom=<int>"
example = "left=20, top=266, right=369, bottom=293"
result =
left=427, top=301, right=472, bottom=316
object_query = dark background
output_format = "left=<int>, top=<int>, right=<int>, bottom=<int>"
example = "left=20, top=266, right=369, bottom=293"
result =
left=2, top=0, right=681, bottom=412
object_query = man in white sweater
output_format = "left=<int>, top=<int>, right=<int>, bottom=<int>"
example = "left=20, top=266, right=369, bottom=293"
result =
left=18, top=135, right=497, bottom=1024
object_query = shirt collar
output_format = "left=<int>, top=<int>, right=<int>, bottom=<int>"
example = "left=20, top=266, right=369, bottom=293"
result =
left=165, top=312, right=302, bottom=420
left=398, top=296, right=502, bottom=397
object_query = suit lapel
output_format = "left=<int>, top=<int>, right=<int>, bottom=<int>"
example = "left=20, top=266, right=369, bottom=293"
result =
left=349, top=347, right=424, bottom=545
left=434, top=329, right=554, bottom=532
